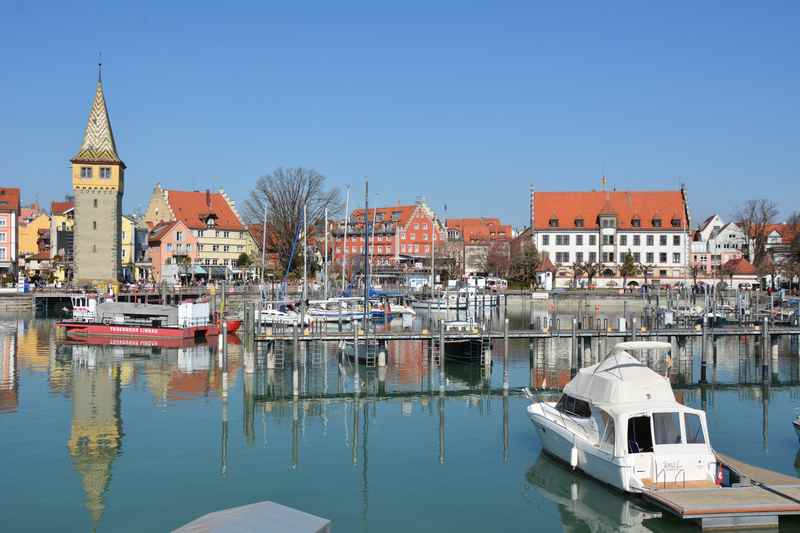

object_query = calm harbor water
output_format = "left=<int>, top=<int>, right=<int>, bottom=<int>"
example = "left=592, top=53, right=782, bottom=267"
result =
left=3, top=316, right=800, bottom=532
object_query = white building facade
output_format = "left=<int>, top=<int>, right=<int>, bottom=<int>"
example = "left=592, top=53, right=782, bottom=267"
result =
left=530, top=188, right=691, bottom=288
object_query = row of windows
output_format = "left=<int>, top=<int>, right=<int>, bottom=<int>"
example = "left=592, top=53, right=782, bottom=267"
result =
left=194, top=229, right=244, bottom=239
left=549, top=251, right=682, bottom=264
left=548, top=217, right=682, bottom=228
left=543, top=234, right=682, bottom=247
left=80, top=167, right=113, bottom=179
left=165, top=257, right=238, bottom=266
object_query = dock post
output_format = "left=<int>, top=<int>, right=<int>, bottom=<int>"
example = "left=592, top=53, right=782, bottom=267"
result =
left=222, top=320, right=229, bottom=369
left=292, top=326, right=300, bottom=397
left=384, top=297, right=389, bottom=329
left=762, top=317, right=770, bottom=385
left=570, top=317, right=578, bottom=378
left=503, top=318, right=509, bottom=391
left=353, top=324, right=360, bottom=394
left=439, top=321, right=445, bottom=393
left=712, top=335, right=718, bottom=368
left=700, top=316, right=708, bottom=384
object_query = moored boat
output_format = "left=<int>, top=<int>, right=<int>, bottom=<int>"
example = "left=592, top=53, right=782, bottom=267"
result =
left=58, top=296, right=219, bottom=340
left=526, top=341, right=718, bottom=493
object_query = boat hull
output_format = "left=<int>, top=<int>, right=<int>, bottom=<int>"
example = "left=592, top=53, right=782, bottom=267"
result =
left=58, top=321, right=220, bottom=340
left=528, top=404, right=629, bottom=492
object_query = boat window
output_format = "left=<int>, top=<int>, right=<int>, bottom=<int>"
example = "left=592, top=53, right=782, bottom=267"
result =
left=601, top=417, right=615, bottom=448
left=653, top=412, right=682, bottom=445
left=684, top=413, right=705, bottom=444
left=627, top=416, right=654, bottom=453
left=555, top=394, right=591, bottom=418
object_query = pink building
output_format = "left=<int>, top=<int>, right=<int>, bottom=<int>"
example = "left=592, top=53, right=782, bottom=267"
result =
left=0, top=188, right=21, bottom=277
left=147, top=220, right=198, bottom=283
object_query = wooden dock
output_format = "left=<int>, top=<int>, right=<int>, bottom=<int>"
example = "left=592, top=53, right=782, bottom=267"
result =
left=642, top=452, right=800, bottom=530
left=255, top=325, right=800, bottom=343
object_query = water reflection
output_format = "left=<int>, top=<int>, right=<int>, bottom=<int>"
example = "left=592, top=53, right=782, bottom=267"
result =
left=3, top=318, right=800, bottom=532
left=67, top=356, right=122, bottom=528
left=526, top=453, right=663, bottom=532
left=0, top=330, right=18, bottom=412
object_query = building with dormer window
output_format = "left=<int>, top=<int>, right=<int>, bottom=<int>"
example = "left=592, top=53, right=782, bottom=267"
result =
left=143, top=184, right=258, bottom=276
left=530, top=187, right=691, bottom=287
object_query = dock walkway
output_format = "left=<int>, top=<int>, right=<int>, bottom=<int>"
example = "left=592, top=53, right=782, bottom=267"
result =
left=642, top=452, right=800, bottom=530
left=255, top=325, right=800, bottom=343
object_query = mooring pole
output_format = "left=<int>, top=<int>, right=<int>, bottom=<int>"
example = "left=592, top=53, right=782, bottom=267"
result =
left=503, top=318, right=510, bottom=391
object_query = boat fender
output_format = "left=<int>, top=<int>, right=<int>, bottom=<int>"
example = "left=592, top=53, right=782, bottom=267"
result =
left=570, top=482, right=578, bottom=501
left=570, top=446, right=578, bottom=469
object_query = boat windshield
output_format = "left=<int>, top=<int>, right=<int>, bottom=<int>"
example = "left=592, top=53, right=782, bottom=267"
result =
left=555, top=394, right=591, bottom=418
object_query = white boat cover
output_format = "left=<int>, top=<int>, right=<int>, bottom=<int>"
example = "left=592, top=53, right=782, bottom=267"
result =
left=563, top=351, right=675, bottom=405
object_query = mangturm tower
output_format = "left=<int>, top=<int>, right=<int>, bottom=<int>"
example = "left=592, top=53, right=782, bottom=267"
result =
left=71, top=66, right=124, bottom=287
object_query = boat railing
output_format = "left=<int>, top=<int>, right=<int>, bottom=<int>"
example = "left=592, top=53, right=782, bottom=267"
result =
left=674, top=469, right=686, bottom=489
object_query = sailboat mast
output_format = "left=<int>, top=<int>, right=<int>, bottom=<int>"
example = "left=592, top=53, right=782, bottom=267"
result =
left=363, top=178, right=369, bottom=328
left=431, top=208, right=436, bottom=295
left=342, top=186, right=350, bottom=293
left=324, top=208, right=328, bottom=300
left=303, top=203, right=307, bottom=305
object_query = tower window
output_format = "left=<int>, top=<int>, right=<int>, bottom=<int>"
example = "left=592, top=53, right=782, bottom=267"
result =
left=80, top=167, right=92, bottom=178
left=93, top=221, right=97, bottom=230
left=92, top=244, right=97, bottom=253
left=93, top=199, right=98, bottom=208
left=100, top=167, right=111, bottom=179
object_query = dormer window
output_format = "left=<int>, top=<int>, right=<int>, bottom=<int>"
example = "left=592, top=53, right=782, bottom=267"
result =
left=574, top=218, right=584, bottom=228
left=205, top=215, right=217, bottom=227
left=548, top=218, right=559, bottom=227
left=670, top=218, right=681, bottom=228
left=652, top=218, right=662, bottom=228
left=600, top=216, right=616, bottom=228
left=631, top=217, right=641, bottom=228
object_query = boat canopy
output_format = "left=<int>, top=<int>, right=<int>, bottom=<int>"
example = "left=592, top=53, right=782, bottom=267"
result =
left=563, top=351, right=675, bottom=405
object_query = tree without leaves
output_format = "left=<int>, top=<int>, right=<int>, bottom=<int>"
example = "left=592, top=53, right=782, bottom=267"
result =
left=637, top=262, right=653, bottom=286
left=575, top=261, right=602, bottom=287
left=243, top=167, right=343, bottom=274
left=733, top=199, right=778, bottom=266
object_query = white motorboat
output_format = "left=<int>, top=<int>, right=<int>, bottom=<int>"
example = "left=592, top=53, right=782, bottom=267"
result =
left=526, top=341, right=718, bottom=493
left=256, top=308, right=312, bottom=327
left=307, top=297, right=364, bottom=323
left=793, top=412, right=800, bottom=443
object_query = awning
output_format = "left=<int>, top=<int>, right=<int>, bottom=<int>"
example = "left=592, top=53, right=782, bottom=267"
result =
left=191, top=265, right=207, bottom=275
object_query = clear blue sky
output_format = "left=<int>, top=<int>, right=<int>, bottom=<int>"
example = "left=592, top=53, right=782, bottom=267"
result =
left=1, top=1, right=798, bottom=228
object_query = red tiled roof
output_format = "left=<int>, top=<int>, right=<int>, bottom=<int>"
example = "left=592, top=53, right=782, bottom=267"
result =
left=446, top=217, right=512, bottom=243
left=723, top=257, right=757, bottom=275
left=0, top=188, right=20, bottom=214
left=166, top=190, right=245, bottom=231
left=51, top=200, right=74, bottom=215
left=764, top=224, right=798, bottom=244
left=147, top=220, right=182, bottom=244
left=351, top=205, right=417, bottom=228
left=537, top=256, right=557, bottom=272
left=534, top=191, right=687, bottom=230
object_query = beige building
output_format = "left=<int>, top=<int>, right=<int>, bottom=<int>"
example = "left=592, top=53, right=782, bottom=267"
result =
left=143, top=185, right=256, bottom=276
left=71, top=69, right=124, bottom=287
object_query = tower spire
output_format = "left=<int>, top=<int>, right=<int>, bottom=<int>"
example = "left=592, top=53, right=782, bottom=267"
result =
left=72, top=68, right=122, bottom=165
